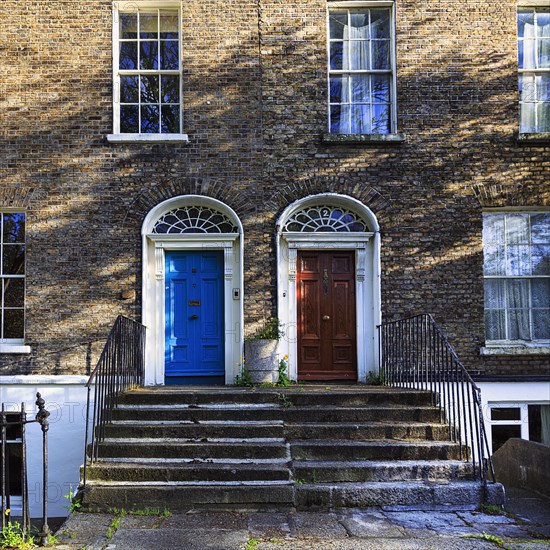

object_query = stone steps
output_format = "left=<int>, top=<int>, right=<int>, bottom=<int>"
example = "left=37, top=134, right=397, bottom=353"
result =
left=80, top=386, right=504, bottom=511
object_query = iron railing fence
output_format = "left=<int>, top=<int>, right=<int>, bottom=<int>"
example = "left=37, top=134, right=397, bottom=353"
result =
left=1, top=394, right=50, bottom=546
left=83, top=315, right=145, bottom=484
left=378, top=313, right=494, bottom=484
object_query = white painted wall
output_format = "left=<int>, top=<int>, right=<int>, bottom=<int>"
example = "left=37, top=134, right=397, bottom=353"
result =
left=0, top=376, right=89, bottom=518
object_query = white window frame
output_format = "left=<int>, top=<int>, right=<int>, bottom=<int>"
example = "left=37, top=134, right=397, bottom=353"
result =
left=482, top=209, right=550, bottom=348
left=0, top=210, right=30, bottom=354
left=326, top=1, right=398, bottom=136
left=108, top=1, right=188, bottom=143
left=517, top=3, right=550, bottom=135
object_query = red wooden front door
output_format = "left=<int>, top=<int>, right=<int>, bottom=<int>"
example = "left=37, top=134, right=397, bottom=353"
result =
left=297, top=250, right=357, bottom=381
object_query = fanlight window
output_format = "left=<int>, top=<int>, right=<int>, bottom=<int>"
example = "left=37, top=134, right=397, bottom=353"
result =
left=283, top=206, right=368, bottom=232
left=152, top=206, right=238, bottom=234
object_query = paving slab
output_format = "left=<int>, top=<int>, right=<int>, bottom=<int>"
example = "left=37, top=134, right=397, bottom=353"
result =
left=337, top=508, right=406, bottom=538
left=109, top=527, right=249, bottom=549
left=383, top=510, right=480, bottom=537
left=292, top=511, right=349, bottom=538
left=247, top=512, right=292, bottom=538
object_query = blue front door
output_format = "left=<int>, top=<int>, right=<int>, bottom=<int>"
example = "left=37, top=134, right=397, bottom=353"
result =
left=165, top=250, right=225, bottom=385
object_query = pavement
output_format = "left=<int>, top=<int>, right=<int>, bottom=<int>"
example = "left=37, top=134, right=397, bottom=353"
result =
left=51, top=487, right=550, bottom=550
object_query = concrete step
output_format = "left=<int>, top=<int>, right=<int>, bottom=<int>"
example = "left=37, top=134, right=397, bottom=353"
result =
left=111, top=405, right=442, bottom=423
left=79, top=482, right=296, bottom=512
left=292, top=460, right=474, bottom=483
left=85, top=461, right=291, bottom=483
left=295, top=480, right=505, bottom=510
left=290, top=440, right=462, bottom=461
left=117, top=388, right=436, bottom=407
left=94, top=439, right=288, bottom=460
left=103, top=420, right=285, bottom=440
left=79, top=479, right=504, bottom=512
left=103, top=420, right=449, bottom=441
left=284, top=422, right=450, bottom=441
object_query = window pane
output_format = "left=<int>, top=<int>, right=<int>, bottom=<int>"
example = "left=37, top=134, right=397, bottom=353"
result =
left=120, top=105, right=139, bottom=133
left=491, top=424, right=521, bottom=453
left=506, top=214, right=529, bottom=244
left=160, top=41, right=179, bottom=70
left=139, top=12, right=158, bottom=39
left=329, top=13, right=347, bottom=40
left=159, top=12, right=178, bottom=39
left=350, top=12, right=369, bottom=39
left=540, top=39, right=550, bottom=69
left=161, top=105, right=180, bottom=133
left=370, top=10, right=390, bottom=39
left=532, top=279, right=550, bottom=308
left=372, top=103, right=390, bottom=134
left=517, top=11, right=534, bottom=40
left=4, top=309, right=24, bottom=339
left=372, top=75, right=390, bottom=102
left=120, top=75, right=139, bottom=103
left=532, top=245, right=550, bottom=275
left=506, top=245, right=531, bottom=276
left=530, top=213, right=550, bottom=243
left=141, top=105, right=160, bottom=133
left=330, top=75, right=347, bottom=103
left=350, top=41, right=370, bottom=70
left=330, top=42, right=344, bottom=70
left=351, top=104, right=370, bottom=133
left=485, top=279, right=506, bottom=308
left=2, top=245, right=25, bottom=275
left=538, top=103, right=550, bottom=132
left=491, top=407, right=521, bottom=421
left=3, top=279, right=24, bottom=308
left=371, top=40, right=390, bottom=70
left=483, top=215, right=505, bottom=245
left=528, top=405, right=542, bottom=442
left=507, top=309, right=530, bottom=340
left=532, top=309, right=550, bottom=339
left=506, top=279, right=530, bottom=309
left=485, top=309, right=505, bottom=340
left=330, top=105, right=349, bottom=134
left=140, top=41, right=158, bottom=70
left=351, top=74, right=369, bottom=103
left=161, top=75, right=179, bottom=103
left=119, top=42, right=137, bottom=70
left=520, top=102, right=536, bottom=132
left=483, top=245, right=505, bottom=275
left=140, top=75, right=159, bottom=104
left=539, top=73, right=550, bottom=101
left=120, top=13, right=138, bottom=39
left=3, top=213, right=25, bottom=244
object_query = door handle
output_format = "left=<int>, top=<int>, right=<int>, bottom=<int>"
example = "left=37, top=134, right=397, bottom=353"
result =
left=322, top=315, right=330, bottom=321
left=191, top=314, right=199, bottom=320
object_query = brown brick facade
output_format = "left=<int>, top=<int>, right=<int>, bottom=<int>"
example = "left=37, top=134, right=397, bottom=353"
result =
left=0, top=0, right=548, bottom=377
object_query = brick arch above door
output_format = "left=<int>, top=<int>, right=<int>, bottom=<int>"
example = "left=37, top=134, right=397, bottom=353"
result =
left=264, top=177, right=392, bottom=226
left=121, top=177, right=256, bottom=231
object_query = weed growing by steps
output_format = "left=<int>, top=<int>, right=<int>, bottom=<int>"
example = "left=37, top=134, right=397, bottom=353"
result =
left=277, top=393, right=293, bottom=408
left=0, top=519, right=34, bottom=550
left=63, top=484, right=82, bottom=513
left=105, top=507, right=172, bottom=541
left=245, top=538, right=260, bottom=550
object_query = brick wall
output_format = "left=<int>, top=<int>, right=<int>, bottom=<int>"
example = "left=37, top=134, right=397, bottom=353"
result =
left=0, top=0, right=548, bottom=376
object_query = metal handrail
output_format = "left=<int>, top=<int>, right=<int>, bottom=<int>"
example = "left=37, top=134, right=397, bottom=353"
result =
left=378, top=313, right=494, bottom=484
left=82, top=316, right=146, bottom=485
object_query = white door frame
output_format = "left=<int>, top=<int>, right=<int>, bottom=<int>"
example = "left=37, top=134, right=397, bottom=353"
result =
left=276, top=194, right=381, bottom=383
left=141, top=196, right=244, bottom=385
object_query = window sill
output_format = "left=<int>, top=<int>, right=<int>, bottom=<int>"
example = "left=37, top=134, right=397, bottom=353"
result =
left=516, top=132, right=550, bottom=144
left=0, top=344, right=31, bottom=354
left=480, top=345, right=550, bottom=356
left=322, top=133, right=406, bottom=144
left=107, top=133, right=189, bottom=144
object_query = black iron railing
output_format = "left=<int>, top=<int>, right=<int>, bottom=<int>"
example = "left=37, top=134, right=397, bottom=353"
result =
left=83, top=316, right=145, bottom=483
left=378, top=314, right=494, bottom=483
left=1, top=394, right=50, bottom=546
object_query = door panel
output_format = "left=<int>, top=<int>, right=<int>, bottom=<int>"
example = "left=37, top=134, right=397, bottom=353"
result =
left=297, top=251, right=357, bottom=381
left=165, top=250, right=224, bottom=385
